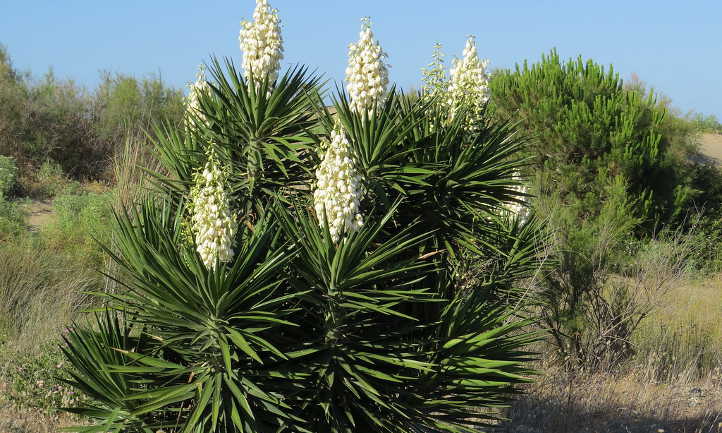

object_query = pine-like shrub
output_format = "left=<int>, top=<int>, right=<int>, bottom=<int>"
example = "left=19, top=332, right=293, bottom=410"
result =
left=60, top=4, right=543, bottom=432
left=490, top=50, right=685, bottom=227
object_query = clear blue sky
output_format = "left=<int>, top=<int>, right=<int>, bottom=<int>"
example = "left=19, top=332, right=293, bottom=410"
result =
left=2, top=1, right=720, bottom=119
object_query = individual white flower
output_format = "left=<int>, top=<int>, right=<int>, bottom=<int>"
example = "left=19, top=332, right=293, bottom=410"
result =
left=239, top=0, right=284, bottom=84
left=190, top=150, right=237, bottom=270
left=186, top=65, right=209, bottom=126
left=448, top=36, right=490, bottom=131
left=313, top=127, right=364, bottom=242
left=345, top=18, right=389, bottom=113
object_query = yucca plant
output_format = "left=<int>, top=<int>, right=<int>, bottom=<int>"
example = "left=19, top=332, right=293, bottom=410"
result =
left=61, top=2, right=544, bottom=432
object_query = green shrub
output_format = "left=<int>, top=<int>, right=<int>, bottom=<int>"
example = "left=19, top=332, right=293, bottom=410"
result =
left=0, top=195, right=23, bottom=240
left=490, top=50, right=701, bottom=229
left=690, top=112, right=722, bottom=133
left=536, top=176, right=640, bottom=365
left=43, top=191, right=112, bottom=266
left=20, top=159, right=81, bottom=199
left=0, top=45, right=184, bottom=185
left=94, top=72, right=185, bottom=144
left=0, top=155, right=18, bottom=198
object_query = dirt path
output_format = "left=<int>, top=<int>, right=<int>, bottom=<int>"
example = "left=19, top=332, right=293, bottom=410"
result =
left=21, top=200, right=55, bottom=231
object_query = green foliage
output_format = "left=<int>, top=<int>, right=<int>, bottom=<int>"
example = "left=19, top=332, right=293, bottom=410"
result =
left=0, top=155, right=22, bottom=239
left=490, top=51, right=722, bottom=367
left=490, top=50, right=686, bottom=227
left=0, top=194, right=24, bottom=240
left=0, top=155, right=18, bottom=198
left=44, top=191, right=113, bottom=266
left=690, top=112, right=722, bottom=133
left=94, top=71, right=185, bottom=146
left=537, top=177, right=641, bottom=365
left=0, top=155, right=22, bottom=238
left=0, top=46, right=184, bottom=185
left=60, top=58, right=543, bottom=433
left=22, top=159, right=81, bottom=199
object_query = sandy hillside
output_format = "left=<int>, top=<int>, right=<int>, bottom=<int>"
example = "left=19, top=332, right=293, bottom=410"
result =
left=700, top=132, right=722, bottom=164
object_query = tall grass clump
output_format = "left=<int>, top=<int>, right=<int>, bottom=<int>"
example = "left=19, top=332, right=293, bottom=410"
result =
left=58, top=3, right=544, bottom=432
left=0, top=240, right=95, bottom=350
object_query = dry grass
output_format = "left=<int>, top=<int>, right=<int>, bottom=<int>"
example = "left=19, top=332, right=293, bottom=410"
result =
left=633, top=275, right=722, bottom=382
left=498, top=363, right=722, bottom=433
left=112, top=133, right=163, bottom=210
left=496, top=273, right=722, bottom=433
left=0, top=240, right=95, bottom=351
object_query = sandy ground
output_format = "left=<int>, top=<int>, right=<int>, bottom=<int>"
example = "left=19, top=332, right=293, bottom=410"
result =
left=699, top=133, right=722, bottom=165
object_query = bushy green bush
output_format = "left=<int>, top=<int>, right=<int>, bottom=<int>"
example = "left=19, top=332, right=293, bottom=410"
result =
left=20, top=159, right=82, bottom=199
left=536, top=176, right=641, bottom=365
left=94, top=72, right=185, bottom=144
left=0, top=155, right=23, bottom=238
left=0, top=56, right=97, bottom=177
left=490, top=49, right=710, bottom=229
left=690, top=112, right=722, bottom=133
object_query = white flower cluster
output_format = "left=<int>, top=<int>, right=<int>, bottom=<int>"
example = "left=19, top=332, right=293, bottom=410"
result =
left=314, top=128, right=364, bottom=242
left=190, top=151, right=237, bottom=270
left=345, top=18, right=389, bottom=113
left=448, top=36, right=490, bottom=128
left=186, top=66, right=209, bottom=126
left=239, top=0, right=284, bottom=84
